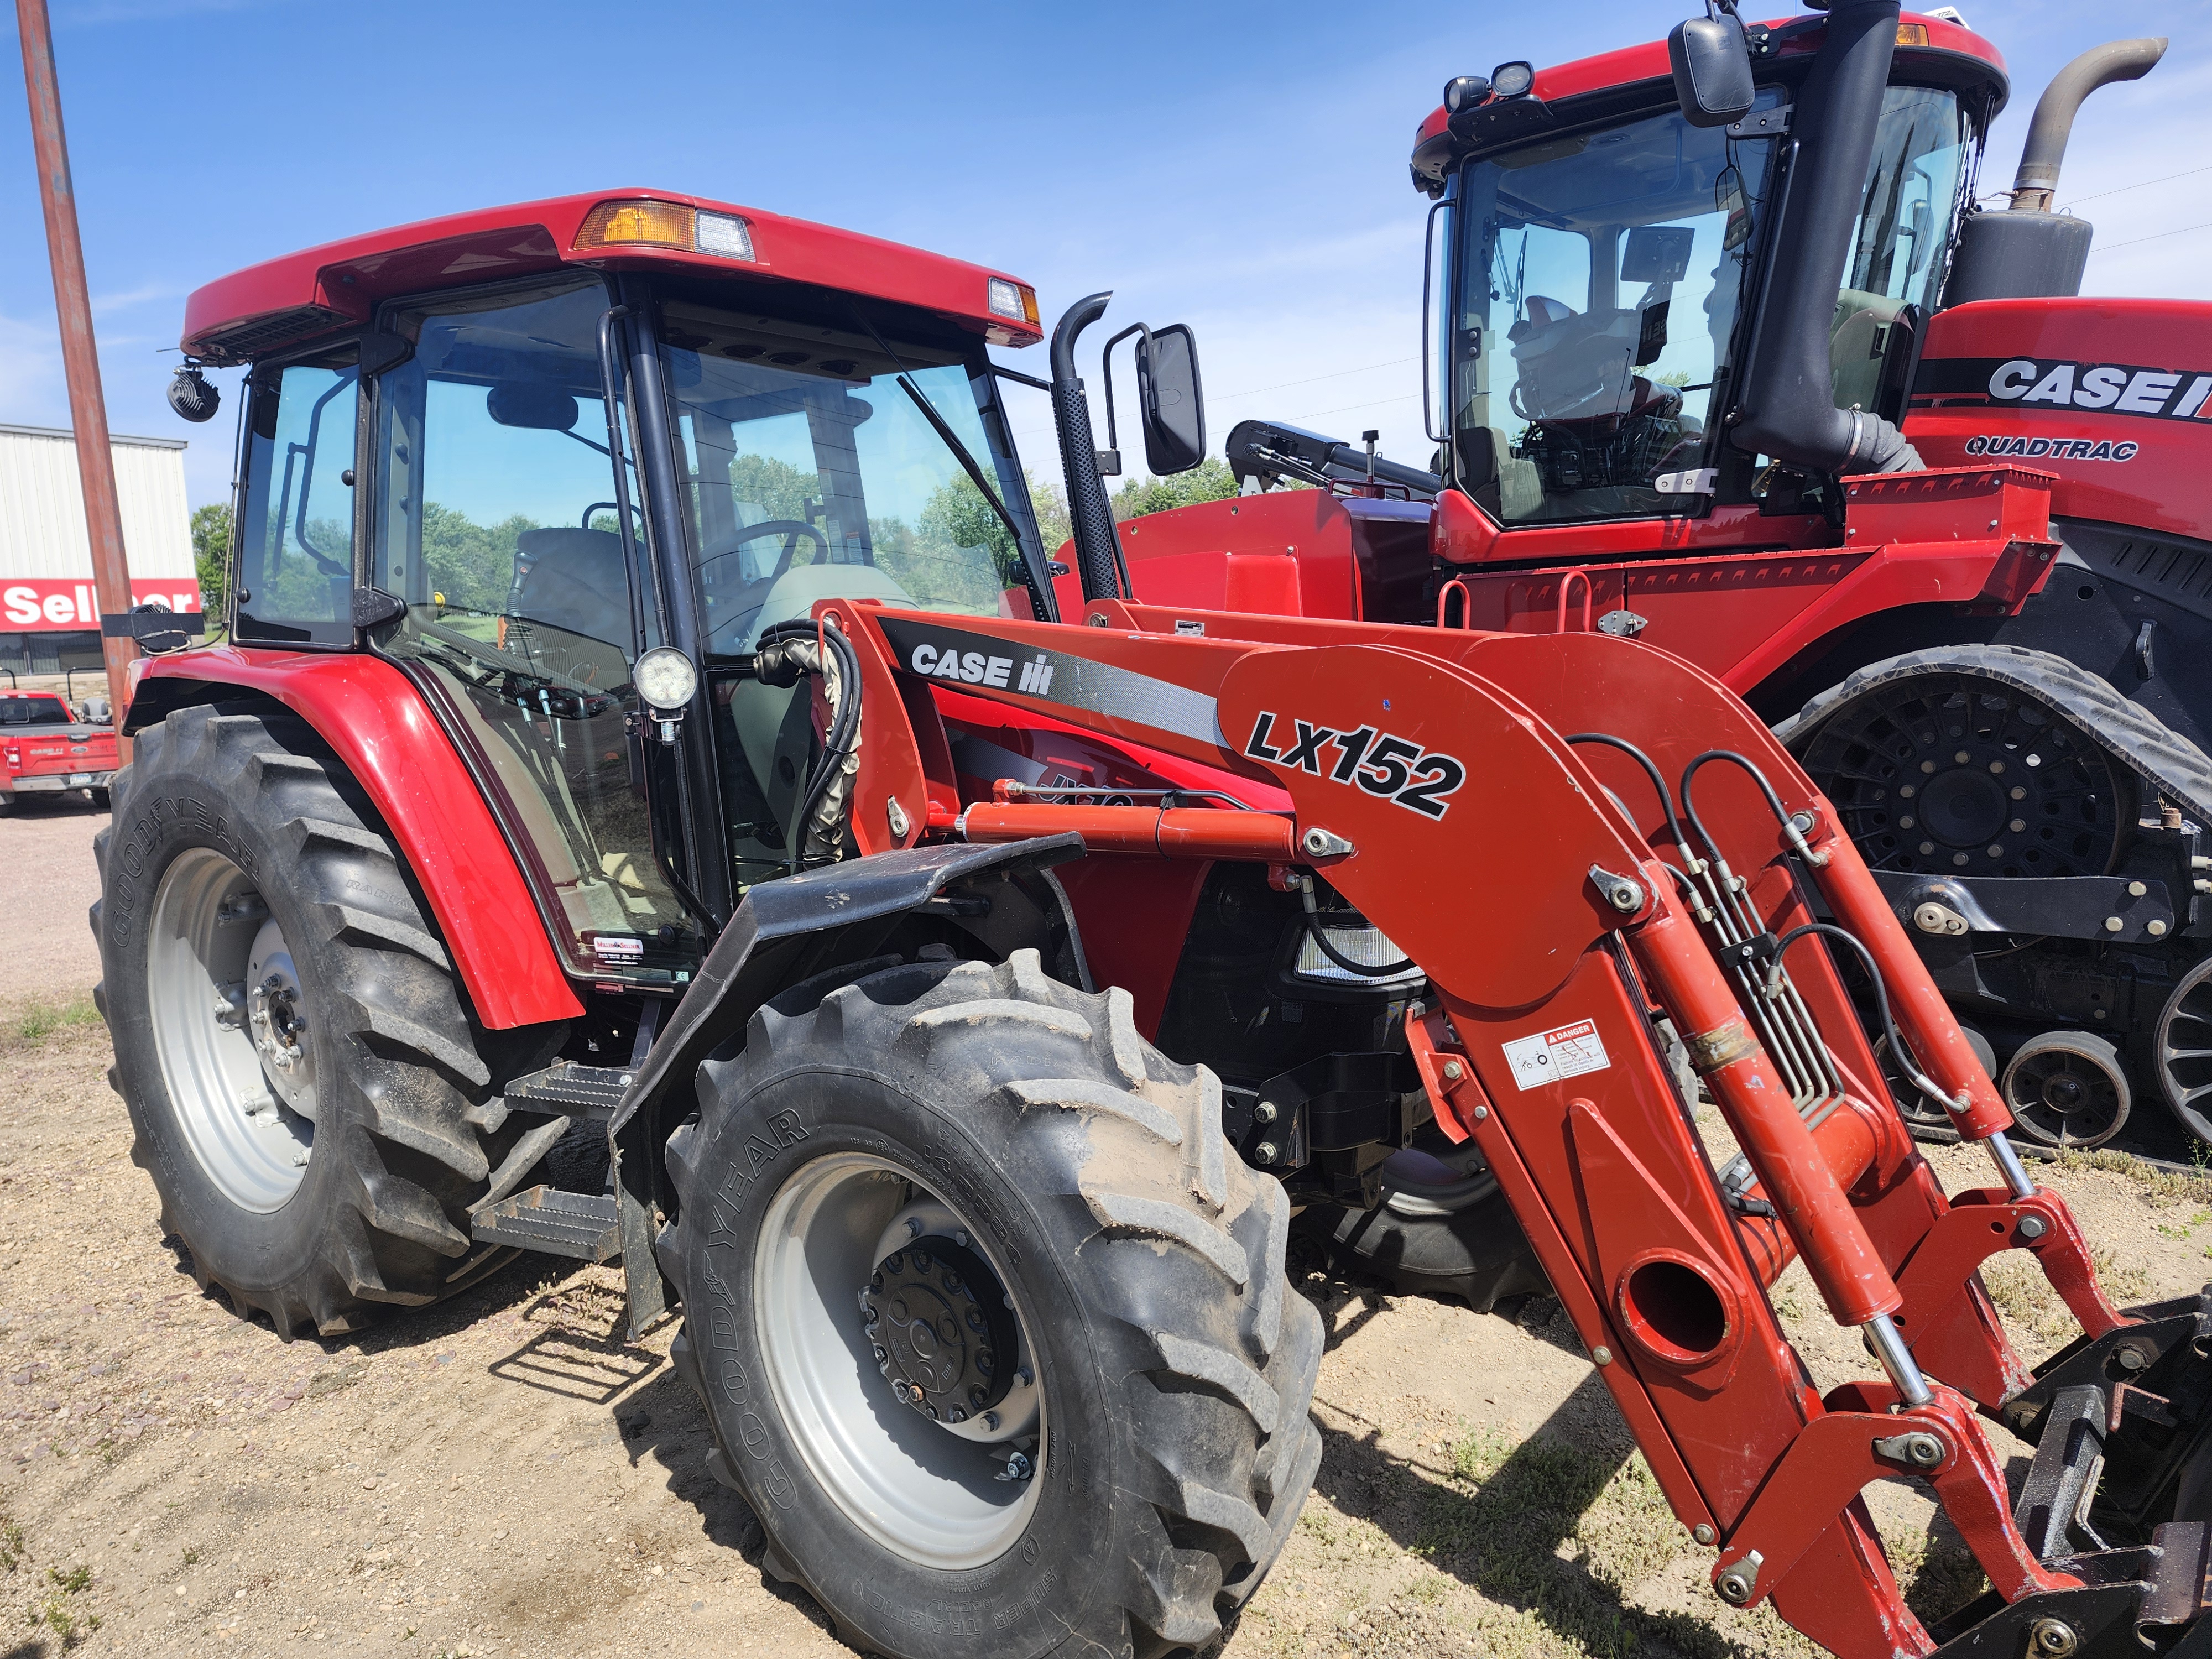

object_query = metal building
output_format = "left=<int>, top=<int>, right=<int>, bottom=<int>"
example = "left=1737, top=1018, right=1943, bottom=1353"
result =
left=0, top=421, right=199, bottom=676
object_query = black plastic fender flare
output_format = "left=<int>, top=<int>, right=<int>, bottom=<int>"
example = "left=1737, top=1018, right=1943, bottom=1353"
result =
left=608, top=835, right=1090, bottom=1267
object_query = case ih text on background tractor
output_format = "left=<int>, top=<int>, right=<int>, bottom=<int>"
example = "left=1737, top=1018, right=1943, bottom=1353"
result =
left=90, top=14, right=2212, bottom=1659
left=1119, top=4, right=2212, bottom=1188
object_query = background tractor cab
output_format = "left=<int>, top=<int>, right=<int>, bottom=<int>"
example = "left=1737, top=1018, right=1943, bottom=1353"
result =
left=1114, top=6, right=2212, bottom=1165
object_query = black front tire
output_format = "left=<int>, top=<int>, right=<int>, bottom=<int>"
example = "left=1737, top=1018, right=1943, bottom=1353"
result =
left=93, top=706, right=562, bottom=1336
left=658, top=950, right=1323, bottom=1659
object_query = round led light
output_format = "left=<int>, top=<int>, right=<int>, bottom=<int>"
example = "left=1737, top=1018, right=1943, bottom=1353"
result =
left=1442, top=74, right=1491, bottom=114
left=634, top=646, right=698, bottom=712
left=1490, top=60, right=1536, bottom=98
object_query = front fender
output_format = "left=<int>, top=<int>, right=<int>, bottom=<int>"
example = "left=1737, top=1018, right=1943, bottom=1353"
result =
left=128, top=647, right=582, bottom=1029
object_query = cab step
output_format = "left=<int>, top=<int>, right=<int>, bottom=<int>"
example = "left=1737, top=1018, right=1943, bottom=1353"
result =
left=500, top=1061, right=633, bottom=1123
left=469, top=1185, right=621, bottom=1262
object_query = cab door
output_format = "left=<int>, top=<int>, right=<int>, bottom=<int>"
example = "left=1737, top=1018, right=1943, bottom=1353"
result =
left=363, top=275, right=696, bottom=986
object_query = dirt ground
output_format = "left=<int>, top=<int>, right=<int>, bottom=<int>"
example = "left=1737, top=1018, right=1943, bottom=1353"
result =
left=3, top=810, right=2208, bottom=1658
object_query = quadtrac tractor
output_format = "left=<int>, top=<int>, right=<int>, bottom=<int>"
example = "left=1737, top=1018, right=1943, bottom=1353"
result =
left=1103, top=2, right=2212, bottom=1170
left=96, top=186, right=2212, bottom=1659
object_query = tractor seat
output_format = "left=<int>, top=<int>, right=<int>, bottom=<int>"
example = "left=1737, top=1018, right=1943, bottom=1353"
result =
left=510, top=528, right=630, bottom=645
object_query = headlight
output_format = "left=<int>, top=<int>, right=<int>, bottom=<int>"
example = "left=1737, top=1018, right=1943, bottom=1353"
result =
left=987, top=277, right=1039, bottom=325
left=634, top=647, right=698, bottom=712
left=1490, top=60, right=1536, bottom=98
left=573, top=199, right=757, bottom=263
left=1292, top=915, right=1425, bottom=989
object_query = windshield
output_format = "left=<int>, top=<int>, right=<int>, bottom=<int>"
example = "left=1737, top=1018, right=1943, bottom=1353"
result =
left=656, top=302, right=1040, bottom=656
left=1450, top=98, right=1781, bottom=524
left=1, top=697, right=73, bottom=727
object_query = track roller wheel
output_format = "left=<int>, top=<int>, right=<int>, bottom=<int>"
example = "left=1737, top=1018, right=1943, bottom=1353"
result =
left=2001, top=1031, right=2131, bottom=1149
left=1788, top=651, right=2133, bottom=880
left=657, top=949, right=1322, bottom=1659
left=2155, top=956, right=2212, bottom=1146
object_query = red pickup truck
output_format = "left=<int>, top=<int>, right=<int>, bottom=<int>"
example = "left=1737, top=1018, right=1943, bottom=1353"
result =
left=0, top=691, right=117, bottom=810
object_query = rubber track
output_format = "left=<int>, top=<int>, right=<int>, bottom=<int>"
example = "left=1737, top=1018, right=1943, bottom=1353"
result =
left=1777, top=643, right=2212, bottom=830
left=655, top=948, right=1323, bottom=1659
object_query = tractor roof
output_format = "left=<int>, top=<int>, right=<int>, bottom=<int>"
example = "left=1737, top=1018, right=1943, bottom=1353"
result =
left=180, top=189, right=1042, bottom=367
left=1412, top=11, right=2007, bottom=190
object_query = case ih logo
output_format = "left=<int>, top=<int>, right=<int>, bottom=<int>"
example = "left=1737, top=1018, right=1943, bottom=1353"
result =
left=1243, top=711, right=1466, bottom=820
left=1918, top=355, right=2212, bottom=423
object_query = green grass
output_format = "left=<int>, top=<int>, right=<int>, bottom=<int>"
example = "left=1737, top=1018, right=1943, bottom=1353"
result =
left=2, top=995, right=100, bottom=1050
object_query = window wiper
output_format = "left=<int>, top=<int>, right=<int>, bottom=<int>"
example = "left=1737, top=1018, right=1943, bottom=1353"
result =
left=840, top=301, right=1031, bottom=562
left=893, top=375, right=1031, bottom=558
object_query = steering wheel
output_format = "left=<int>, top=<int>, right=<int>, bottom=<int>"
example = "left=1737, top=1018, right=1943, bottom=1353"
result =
left=700, top=519, right=830, bottom=587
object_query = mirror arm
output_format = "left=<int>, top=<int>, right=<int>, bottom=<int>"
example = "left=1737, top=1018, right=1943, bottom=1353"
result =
left=1096, top=322, right=1150, bottom=476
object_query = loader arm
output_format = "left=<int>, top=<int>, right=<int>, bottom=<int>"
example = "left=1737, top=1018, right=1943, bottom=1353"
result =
left=804, top=593, right=2211, bottom=1659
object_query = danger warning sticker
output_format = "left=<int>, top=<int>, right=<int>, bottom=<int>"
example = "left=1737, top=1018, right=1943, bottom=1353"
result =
left=1501, top=1019, right=1612, bottom=1092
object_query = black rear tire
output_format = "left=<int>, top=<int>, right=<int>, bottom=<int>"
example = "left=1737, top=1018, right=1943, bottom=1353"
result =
left=93, top=705, right=562, bottom=1336
left=658, top=949, right=1322, bottom=1659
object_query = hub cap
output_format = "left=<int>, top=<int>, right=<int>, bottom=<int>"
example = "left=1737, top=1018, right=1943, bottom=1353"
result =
left=145, top=849, right=315, bottom=1210
left=754, top=1154, right=1042, bottom=1569
left=1801, top=674, right=2128, bottom=878
left=865, top=1231, right=1018, bottom=1429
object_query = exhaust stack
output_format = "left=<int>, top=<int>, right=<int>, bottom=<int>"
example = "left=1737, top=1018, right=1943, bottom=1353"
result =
left=1944, top=36, right=2167, bottom=306
left=1048, top=294, right=1128, bottom=604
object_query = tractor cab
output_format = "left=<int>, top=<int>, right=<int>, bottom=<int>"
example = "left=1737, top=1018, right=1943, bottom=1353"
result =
left=1412, top=12, right=2005, bottom=528
left=181, top=192, right=1053, bottom=988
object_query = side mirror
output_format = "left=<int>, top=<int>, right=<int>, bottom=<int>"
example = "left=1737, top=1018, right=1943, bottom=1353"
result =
left=1668, top=12, right=1755, bottom=128
left=1135, top=324, right=1206, bottom=474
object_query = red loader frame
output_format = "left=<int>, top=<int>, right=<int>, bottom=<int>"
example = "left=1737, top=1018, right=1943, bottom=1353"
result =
left=814, top=591, right=2169, bottom=1659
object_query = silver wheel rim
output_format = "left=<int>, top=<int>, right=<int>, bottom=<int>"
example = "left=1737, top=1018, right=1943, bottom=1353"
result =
left=146, top=848, right=315, bottom=1211
left=754, top=1151, right=1043, bottom=1569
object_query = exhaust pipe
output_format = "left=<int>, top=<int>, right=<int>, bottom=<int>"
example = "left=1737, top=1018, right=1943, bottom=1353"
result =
left=1048, top=294, right=1128, bottom=604
left=2009, top=36, right=2167, bottom=212
left=1944, top=35, right=2167, bottom=307
left=1728, top=0, right=1919, bottom=478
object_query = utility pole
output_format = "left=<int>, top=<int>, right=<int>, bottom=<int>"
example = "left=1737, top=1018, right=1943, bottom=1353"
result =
left=17, top=0, right=136, bottom=741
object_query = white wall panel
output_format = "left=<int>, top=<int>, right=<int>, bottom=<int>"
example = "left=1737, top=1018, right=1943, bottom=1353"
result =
left=0, top=422, right=195, bottom=583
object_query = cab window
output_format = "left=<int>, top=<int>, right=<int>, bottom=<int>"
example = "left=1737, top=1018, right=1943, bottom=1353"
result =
left=236, top=348, right=358, bottom=644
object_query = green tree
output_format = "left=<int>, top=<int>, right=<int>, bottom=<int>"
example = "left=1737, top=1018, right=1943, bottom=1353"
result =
left=1025, top=471, right=1071, bottom=557
left=190, top=502, right=232, bottom=618
left=729, top=453, right=822, bottom=522
left=1108, top=457, right=1240, bottom=522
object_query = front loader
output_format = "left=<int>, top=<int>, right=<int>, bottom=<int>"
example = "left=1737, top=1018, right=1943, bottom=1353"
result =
left=92, top=186, right=2212, bottom=1658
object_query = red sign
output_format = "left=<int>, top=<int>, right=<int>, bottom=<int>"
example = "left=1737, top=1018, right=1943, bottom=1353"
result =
left=2, top=578, right=204, bottom=632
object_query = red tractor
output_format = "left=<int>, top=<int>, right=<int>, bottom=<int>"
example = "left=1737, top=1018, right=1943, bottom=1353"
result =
left=94, top=171, right=2212, bottom=1659
left=1108, top=4, right=2212, bottom=1167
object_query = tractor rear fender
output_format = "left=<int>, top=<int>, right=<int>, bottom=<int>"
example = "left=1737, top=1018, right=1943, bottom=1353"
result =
left=606, top=833, right=1090, bottom=1221
left=124, top=648, right=583, bottom=1029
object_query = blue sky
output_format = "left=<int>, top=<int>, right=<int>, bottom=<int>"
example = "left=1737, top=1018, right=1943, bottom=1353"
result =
left=3, top=0, right=2206, bottom=513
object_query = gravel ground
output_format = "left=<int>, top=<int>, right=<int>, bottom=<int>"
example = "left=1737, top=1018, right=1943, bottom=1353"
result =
left=3, top=846, right=2207, bottom=1658
left=0, top=792, right=107, bottom=1006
